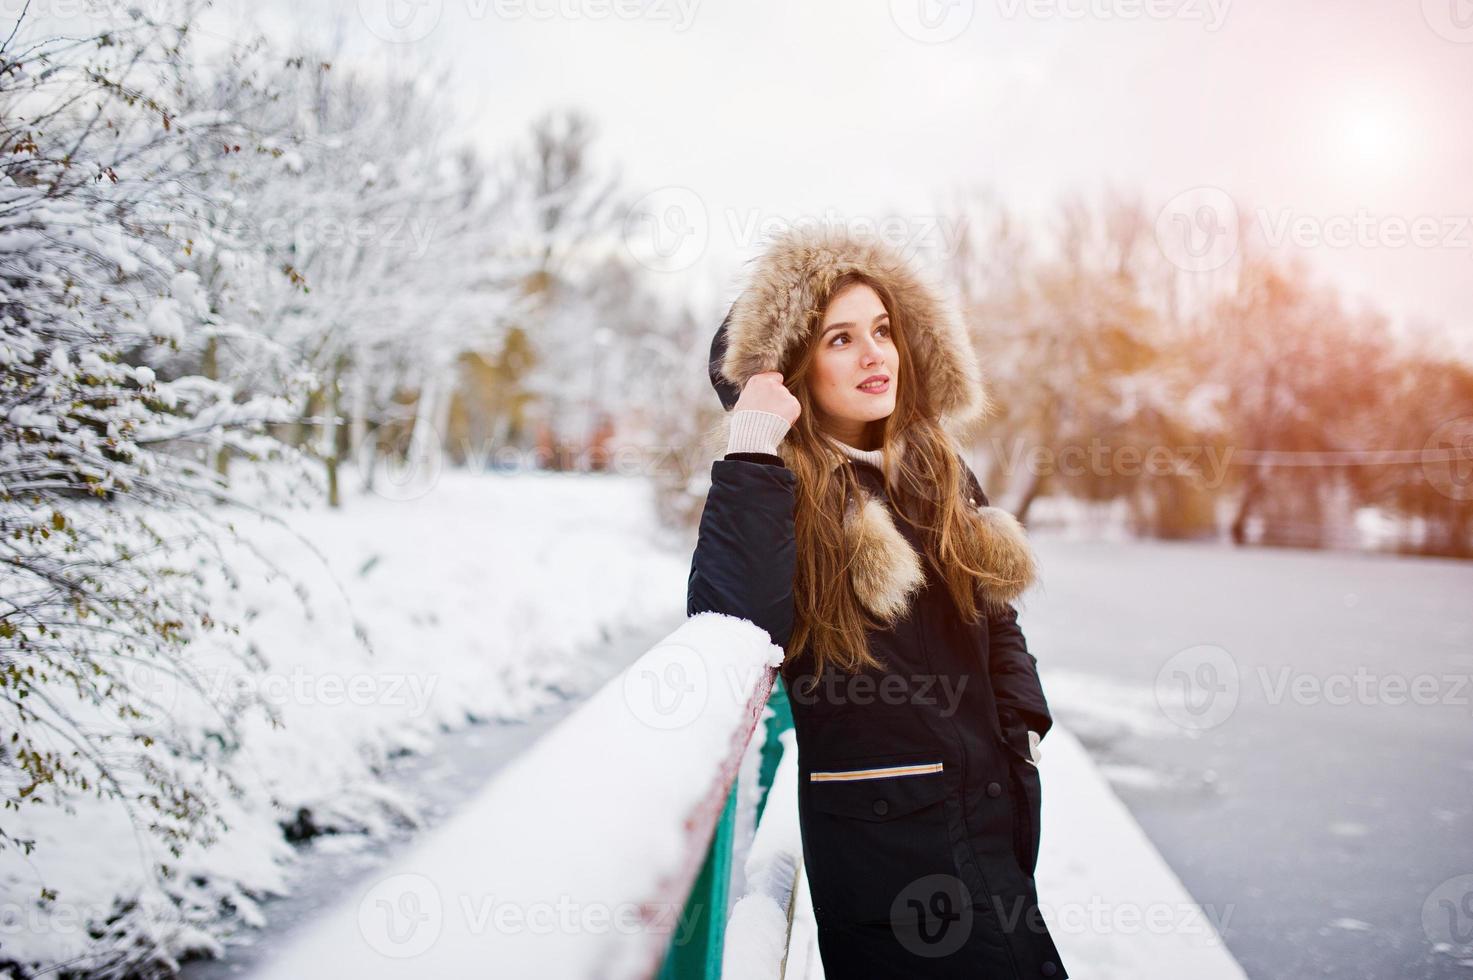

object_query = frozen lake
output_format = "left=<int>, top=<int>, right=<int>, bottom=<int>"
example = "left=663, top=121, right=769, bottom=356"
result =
left=1025, top=534, right=1473, bottom=980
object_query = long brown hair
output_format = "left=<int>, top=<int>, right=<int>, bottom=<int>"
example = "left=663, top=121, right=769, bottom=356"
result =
left=778, top=272, right=1010, bottom=684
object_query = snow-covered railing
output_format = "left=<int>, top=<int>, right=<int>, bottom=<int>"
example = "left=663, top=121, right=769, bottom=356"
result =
left=258, top=612, right=787, bottom=978
left=720, top=727, right=810, bottom=980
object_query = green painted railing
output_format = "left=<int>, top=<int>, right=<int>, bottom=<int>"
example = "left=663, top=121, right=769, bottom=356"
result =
left=656, top=680, right=794, bottom=979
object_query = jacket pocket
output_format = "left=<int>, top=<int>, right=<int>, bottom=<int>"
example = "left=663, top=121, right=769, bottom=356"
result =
left=1006, top=754, right=1042, bottom=877
left=801, top=756, right=958, bottom=927
left=808, top=760, right=949, bottom=820
left=811, top=760, right=943, bottom=781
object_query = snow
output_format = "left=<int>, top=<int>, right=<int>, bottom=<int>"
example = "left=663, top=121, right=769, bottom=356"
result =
left=2, top=465, right=1259, bottom=979
left=255, top=612, right=785, bottom=979
left=0, top=469, right=691, bottom=977
left=146, top=297, right=187, bottom=344
left=1034, top=727, right=1249, bottom=980
left=722, top=729, right=802, bottom=980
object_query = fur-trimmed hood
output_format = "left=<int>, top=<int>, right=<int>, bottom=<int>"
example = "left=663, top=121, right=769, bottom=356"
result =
left=706, top=225, right=1038, bottom=623
left=707, top=225, right=992, bottom=428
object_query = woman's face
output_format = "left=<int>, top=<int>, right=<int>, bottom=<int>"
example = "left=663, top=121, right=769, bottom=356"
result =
left=809, top=281, right=898, bottom=447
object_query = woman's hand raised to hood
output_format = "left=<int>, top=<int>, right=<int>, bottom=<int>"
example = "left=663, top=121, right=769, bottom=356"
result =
left=733, top=371, right=800, bottom=425
left=724, top=372, right=799, bottom=459
left=687, top=373, right=799, bottom=650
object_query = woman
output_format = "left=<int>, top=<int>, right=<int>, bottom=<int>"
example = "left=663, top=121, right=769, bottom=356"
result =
left=687, top=225, right=1068, bottom=977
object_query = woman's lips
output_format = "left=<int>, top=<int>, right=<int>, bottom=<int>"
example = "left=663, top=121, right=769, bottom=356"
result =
left=857, top=377, right=890, bottom=394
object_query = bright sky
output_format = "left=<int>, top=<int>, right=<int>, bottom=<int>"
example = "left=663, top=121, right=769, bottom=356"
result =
left=244, top=0, right=1473, bottom=349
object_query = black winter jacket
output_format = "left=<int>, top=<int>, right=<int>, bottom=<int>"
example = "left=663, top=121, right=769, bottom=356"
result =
left=687, top=449, right=1068, bottom=978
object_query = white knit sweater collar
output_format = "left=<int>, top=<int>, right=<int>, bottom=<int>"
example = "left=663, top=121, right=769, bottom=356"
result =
left=823, top=432, right=885, bottom=470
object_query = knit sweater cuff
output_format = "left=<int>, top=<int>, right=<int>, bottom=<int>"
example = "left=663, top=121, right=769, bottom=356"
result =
left=726, top=410, right=791, bottom=457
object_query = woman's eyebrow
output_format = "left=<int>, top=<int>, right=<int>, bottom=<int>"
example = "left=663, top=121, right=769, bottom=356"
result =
left=822, top=313, right=889, bottom=335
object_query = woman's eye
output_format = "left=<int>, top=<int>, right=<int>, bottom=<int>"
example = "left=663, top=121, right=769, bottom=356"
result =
left=829, top=323, right=888, bottom=346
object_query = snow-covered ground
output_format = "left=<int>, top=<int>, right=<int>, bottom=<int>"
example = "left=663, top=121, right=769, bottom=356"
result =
left=248, top=612, right=787, bottom=979
left=33, top=467, right=1464, bottom=978
left=0, top=468, right=690, bottom=977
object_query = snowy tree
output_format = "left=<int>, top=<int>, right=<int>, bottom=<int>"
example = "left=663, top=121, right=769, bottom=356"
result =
left=223, top=42, right=538, bottom=502
left=0, top=2, right=317, bottom=874
left=496, top=108, right=631, bottom=461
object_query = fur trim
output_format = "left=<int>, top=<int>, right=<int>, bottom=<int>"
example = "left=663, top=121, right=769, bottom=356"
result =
left=783, top=437, right=1038, bottom=618
left=700, top=412, right=1038, bottom=622
left=719, top=225, right=993, bottom=429
left=969, top=503, right=1040, bottom=608
left=847, top=489, right=926, bottom=623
